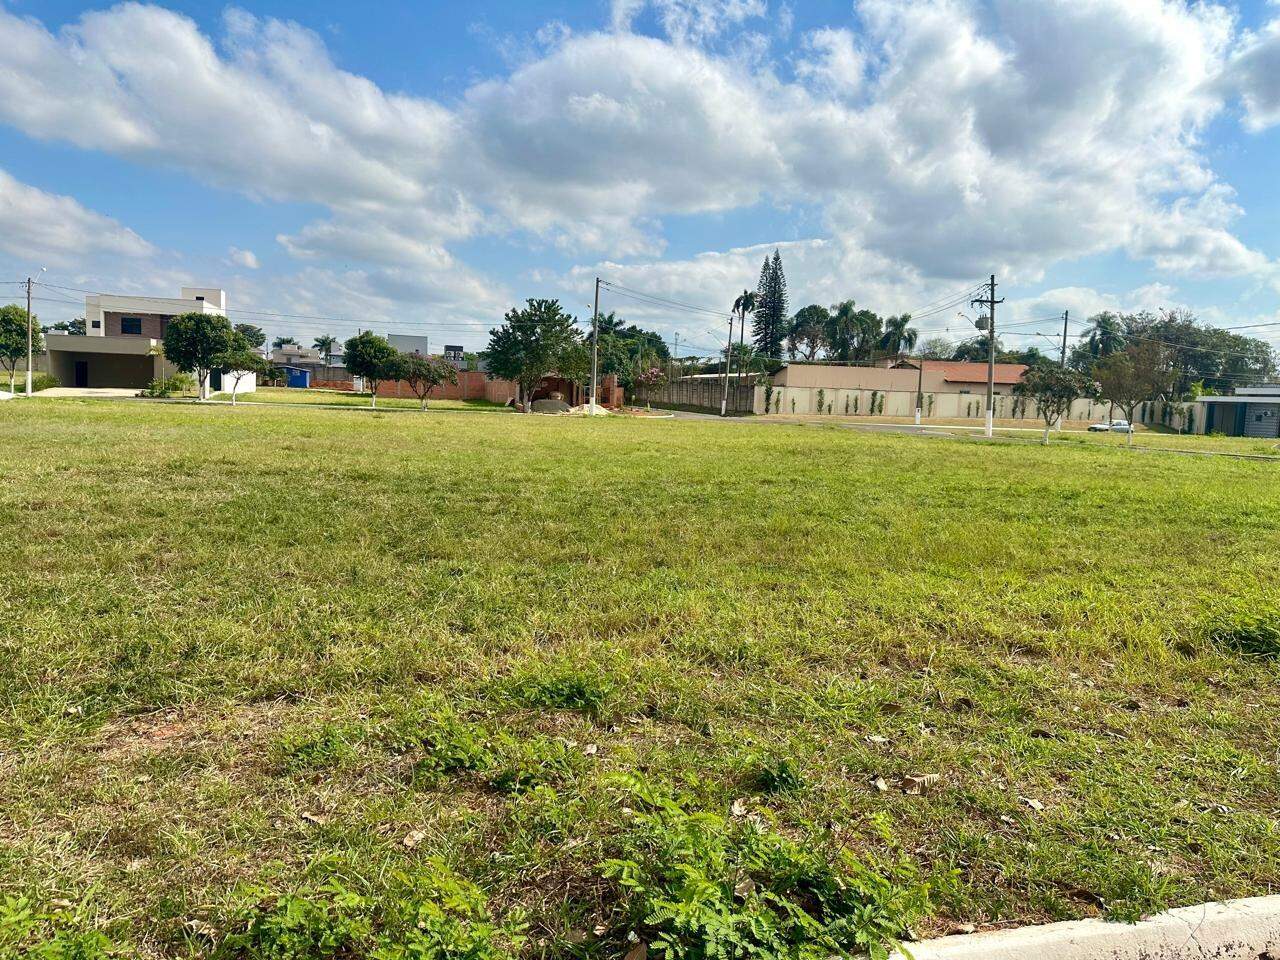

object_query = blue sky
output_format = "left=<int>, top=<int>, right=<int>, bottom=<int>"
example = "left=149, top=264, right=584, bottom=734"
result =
left=2, top=0, right=1279, bottom=355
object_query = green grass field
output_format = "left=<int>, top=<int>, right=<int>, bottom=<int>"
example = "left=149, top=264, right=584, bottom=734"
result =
left=211, top=386, right=511, bottom=412
left=1, top=399, right=1278, bottom=959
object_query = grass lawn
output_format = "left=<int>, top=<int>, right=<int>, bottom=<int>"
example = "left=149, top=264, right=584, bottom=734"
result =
left=211, top=386, right=511, bottom=413
left=1, top=400, right=1278, bottom=958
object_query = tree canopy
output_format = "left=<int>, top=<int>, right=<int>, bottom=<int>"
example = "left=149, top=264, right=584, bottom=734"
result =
left=215, top=333, right=269, bottom=404
left=233, top=323, right=267, bottom=349
left=0, top=305, right=39, bottom=393
left=162, top=312, right=236, bottom=399
left=399, top=352, right=458, bottom=410
left=752, top=250, right=789, bottom=359
left=484, top=299, right=581, bottom=411
left=342, top=331, right=402, bottom=407
left=1014, top=365, right=1098, bottom=444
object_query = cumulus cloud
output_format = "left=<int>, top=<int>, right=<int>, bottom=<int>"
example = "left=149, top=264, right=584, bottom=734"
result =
left=228, top=247, right=259, bottom=269
left=0, top=168, right=154, bottom=265
left=0, top=0, right=1275, bottom=338
left=1223, top=14, right=1280, bottom=130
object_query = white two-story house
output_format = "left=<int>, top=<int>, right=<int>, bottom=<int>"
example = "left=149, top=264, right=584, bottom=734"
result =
left=46, top=287, right=254, bottom=395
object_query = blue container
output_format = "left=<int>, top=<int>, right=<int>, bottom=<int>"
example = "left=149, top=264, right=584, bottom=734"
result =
left=285, top=367, right=311, bottom=389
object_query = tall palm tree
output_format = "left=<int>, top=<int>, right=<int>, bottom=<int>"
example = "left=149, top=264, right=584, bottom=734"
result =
left=312, top=335, right=338, bottom=374
left=1084, top=313, right=1125, bottom=360
left=879, top=314, right=918, bottom=357
left=730, top=290, right=758, bottom=382
left=272, top=336, right=298, bottom=351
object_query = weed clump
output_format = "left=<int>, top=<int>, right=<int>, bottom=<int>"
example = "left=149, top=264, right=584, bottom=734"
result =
left=507, top=667, right=613, bottom=716
left=1205, top=608, right=1280, bottom=660
left=0, top=896, right=114, bottom=960
left=601, top=774, right=931, bottom=960
left=272, top=724, right=357, bottom=773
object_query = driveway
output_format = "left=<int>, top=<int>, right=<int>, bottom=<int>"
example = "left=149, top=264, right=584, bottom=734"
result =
left=34, top=387, right=141, bottom=399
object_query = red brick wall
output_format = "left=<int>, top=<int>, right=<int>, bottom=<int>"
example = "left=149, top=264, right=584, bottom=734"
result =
left=104, top=311, right=170, bottom=338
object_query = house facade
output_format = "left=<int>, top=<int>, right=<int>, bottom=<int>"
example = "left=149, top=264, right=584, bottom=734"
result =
left=46, top=287, right=254, bottom=395
left=1195, top=385, right=1280, bottom=438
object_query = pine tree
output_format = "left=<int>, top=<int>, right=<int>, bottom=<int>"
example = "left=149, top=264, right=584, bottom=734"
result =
left=752, top=249, right=789, bottom=359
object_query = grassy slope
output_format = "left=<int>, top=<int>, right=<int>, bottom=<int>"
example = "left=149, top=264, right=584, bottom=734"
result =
left=1, top=400, right=1278, bottom=956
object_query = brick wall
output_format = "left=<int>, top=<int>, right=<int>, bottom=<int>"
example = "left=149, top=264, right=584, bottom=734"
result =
left=104, top=311, right=171, bottom=338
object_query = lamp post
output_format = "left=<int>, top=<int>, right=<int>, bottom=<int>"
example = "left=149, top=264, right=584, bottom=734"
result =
left=26, top=267, right=45, bottom=396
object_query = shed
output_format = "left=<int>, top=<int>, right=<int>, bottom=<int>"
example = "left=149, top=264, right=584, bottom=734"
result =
left=283, top=366, right=312, bottom=389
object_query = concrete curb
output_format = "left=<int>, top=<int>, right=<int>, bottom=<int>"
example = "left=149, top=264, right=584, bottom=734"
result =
left=897, top=896, right=1280, bottom=959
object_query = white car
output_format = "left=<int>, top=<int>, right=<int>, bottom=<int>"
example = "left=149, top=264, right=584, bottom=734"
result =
left=1088, top=419, right=1133, bottom=433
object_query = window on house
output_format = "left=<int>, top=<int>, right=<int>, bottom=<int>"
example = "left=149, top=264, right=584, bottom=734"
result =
left=121, top=317, right=143, bottom=335
left=91, top=320, right=101, bottom=330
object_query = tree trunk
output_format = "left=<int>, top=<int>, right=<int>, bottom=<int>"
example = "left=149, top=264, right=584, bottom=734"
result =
left=371, top=384, right=377, bottom=409
left=1043, top=421, right=1051, bottom=445
left=231, top=384, right=238, bottom=405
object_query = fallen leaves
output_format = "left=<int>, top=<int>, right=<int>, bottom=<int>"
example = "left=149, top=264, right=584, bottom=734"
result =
left=900, top=774, right=941, bottom=795
left=402, top=829, right=426, bottom=849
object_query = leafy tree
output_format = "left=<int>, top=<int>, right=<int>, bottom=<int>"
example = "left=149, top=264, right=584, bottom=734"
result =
left=162, top=312, right=236, bottom=400
left=399, top=352, right=458, bottom=410
left=272, top=336, right=299, bottom=351
left=950, top=336, right=999, bottom=363
left=312, top=335, right=339, bottom=368
left=555, top=341, right=593, bottom=402
left=1083, top=312, right=1126, bottom=361
left=0, top=305, right=40, bottom=393
left=751, top=250, right=789, bottom=359
left=215, top=333, right=270, bottom=405
left=878, top=314, right=918, bottom=356
left=484, top=299, right=581, bottom=413
left=1094, top=341, right=1176, bottom=445
left=1014, top=365, right=1099, bottom=444
left=234, top=323, right=267, bottom=349
left=787, top=305, right=828, bottom=361
left=45, top=317, right=85, bottom=336
left=343, top=331, right=402, bottom=408
left=916, top=336, right=955, bottom=360
left=822, top=300, right=860, bottom=362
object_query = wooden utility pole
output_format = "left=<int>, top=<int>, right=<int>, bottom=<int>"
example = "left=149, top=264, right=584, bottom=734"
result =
left=719, top=315, right=735, bottom=417
left=971, top=275, right=1005, bottom=438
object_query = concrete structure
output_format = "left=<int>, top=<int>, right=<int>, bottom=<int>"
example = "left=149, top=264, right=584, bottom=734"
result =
left=387, top=334, right=431, bottom=355
left=45, top=287, right=255, bottom=396
left=1195, top=385, right=1280, bottom=438
left=895, top=894, right=1280, bottom=960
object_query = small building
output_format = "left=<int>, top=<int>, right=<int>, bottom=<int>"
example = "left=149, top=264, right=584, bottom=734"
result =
left=1196, top=385, right=1280, bottom=438
left=46, top=287, right=255, bottom=395
left=282, top=366, right=313, bottom=389
left=387, top=334, right=431, bottom=355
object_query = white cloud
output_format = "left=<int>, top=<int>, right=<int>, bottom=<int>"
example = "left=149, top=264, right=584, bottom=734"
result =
left=0, top=0, right=1275, bottom=335
left=228, top=246, right=259, bottom=269
left=0, top=168, right=154, bottom=265
left=1223, top=14, right=1280, bottom=130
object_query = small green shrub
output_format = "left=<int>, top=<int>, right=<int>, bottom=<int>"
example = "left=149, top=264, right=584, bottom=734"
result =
left=486, top=734, right=581, bottom=795
left=274, top=724, right=358, bottom=773
left=143, top=373, right=197, bottom=398
left=219, top=864, right=523, bottom=960
left=29, top=373, right=60, bottom=393
left=508, top=668, right=612, bottom=715
left=0, top=895, right=114, bottom=960
left=600, top=774, right=931, bottom=960
left=380, top=710, right=491, bottom=777
left=741, top=753, right=804, bottom=794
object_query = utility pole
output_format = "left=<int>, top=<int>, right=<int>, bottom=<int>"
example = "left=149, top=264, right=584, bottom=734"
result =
left=590, top=277, right=600, bottom=413
left=1059, top=310, right=1069, bottom=368
left=719, top=315, right=735, bottom=417
left=671, top=333, right=679, bottom=384
left=971, top=274, right=1004, bottom=439
left=26, top=276, right=34, bottom=396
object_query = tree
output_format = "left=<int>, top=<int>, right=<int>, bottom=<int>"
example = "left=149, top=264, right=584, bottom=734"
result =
left=787, top=305, right=828, bottom=361
left=272, top=336, right=298, bottom=351
left=313, top=335, right=339, bottom=370
left=950, top=336, right=1001, bottom=363
left=45, top=317, right=85, bottom=336
left=1083, top=312, right=1126, bottom=362
left=879, top=314, right=918, bottom=356
left=1014, top=365, right=1098, bottom=444
left=399, top=352, right=458, bottom=410
left=215, top=333, right=269, bottom=405
left=162, top=312, right=235, bottom=400
left=234, top=324, right=267, bottom=349
left=751, top=250, right=789, bottom=359
left=343, top=331, right=402, bottom=408
left=1094, top=341, right=1176, bottom=446
left=916, top=336, right=955, bottom=360
left=0, top=305, right=40, bottom=393
left=822, top=300, right=859, bottom=362
left=484, top=299, right=580, bottom=413
left=555, top=341, right=593, bottom=403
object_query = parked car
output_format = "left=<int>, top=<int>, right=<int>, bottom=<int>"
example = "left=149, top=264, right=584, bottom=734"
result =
left=1088, top=419, right=1133, bottom=433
